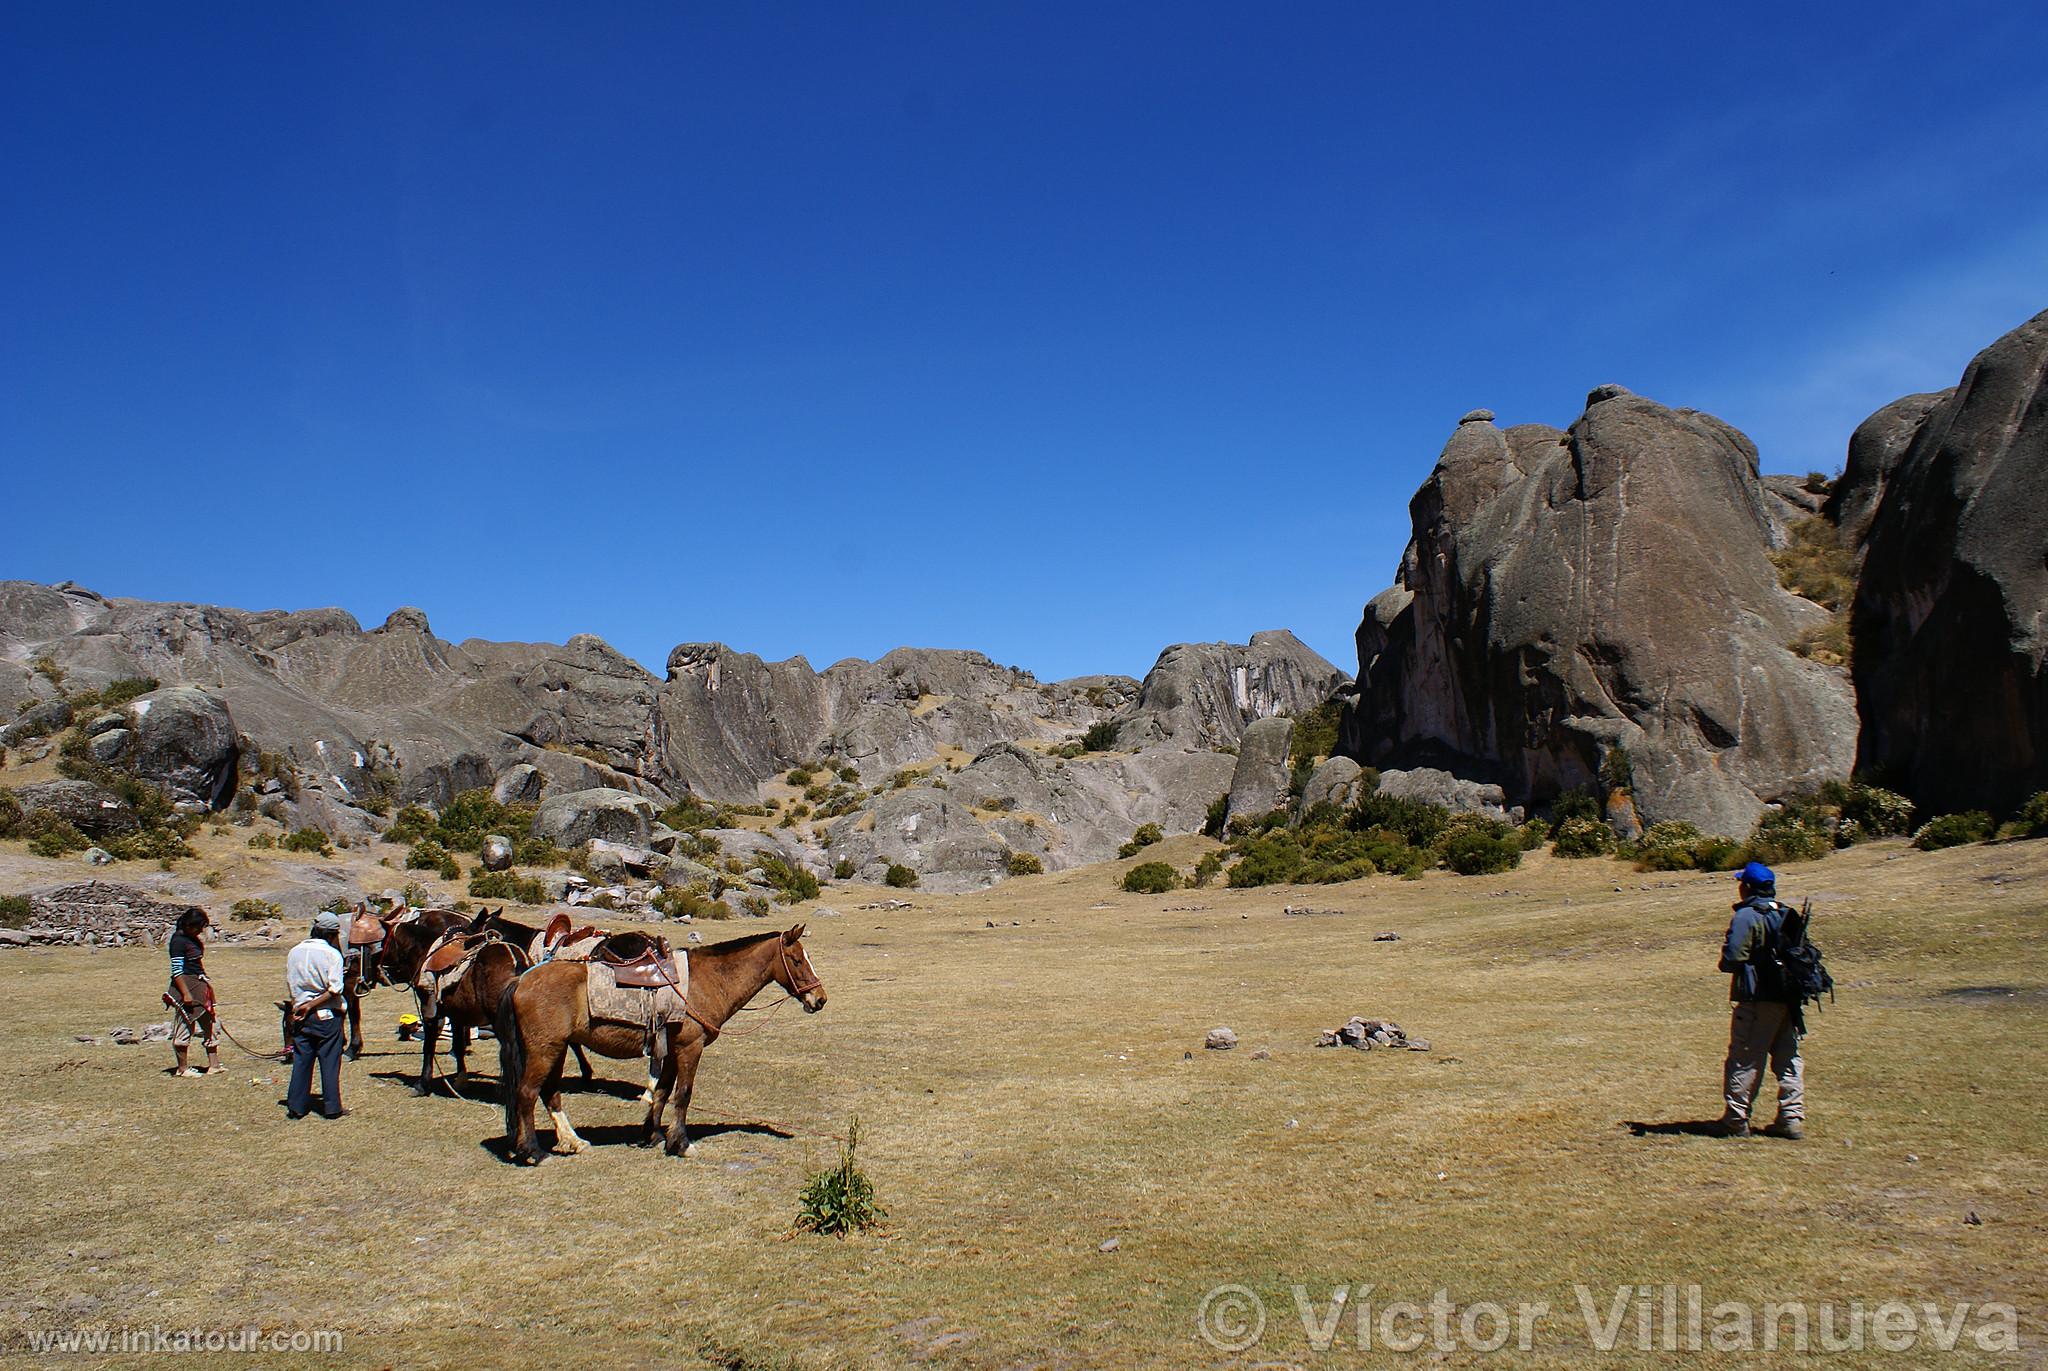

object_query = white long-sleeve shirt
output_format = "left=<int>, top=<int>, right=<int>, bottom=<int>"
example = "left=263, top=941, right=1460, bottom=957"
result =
left=284, top=937, right=345, bottom=1010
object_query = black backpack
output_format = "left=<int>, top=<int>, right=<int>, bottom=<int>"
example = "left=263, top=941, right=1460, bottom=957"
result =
left=1759, top=898, right=1835, bottom=1028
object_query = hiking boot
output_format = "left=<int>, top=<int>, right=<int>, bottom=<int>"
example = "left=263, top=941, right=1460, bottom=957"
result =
left=1760, top=1119, right=1805, bottom=1140
left=1715, top=1117, right=1751, bottom=1138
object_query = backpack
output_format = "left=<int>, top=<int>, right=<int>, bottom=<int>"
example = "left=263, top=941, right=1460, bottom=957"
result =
left=1758, top=898, right=1835, bottom=1028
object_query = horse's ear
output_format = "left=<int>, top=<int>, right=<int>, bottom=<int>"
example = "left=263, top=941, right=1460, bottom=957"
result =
left=784, top=923, right=806, bottom=943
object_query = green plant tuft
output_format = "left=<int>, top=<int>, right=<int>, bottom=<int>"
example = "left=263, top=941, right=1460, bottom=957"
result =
left=794, top=1116, right=886, bottom=1237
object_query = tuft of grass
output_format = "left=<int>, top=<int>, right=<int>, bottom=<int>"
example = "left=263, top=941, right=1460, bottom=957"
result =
left=280, top=828, right=334, bottom=857
left=794, top=1117, right=886, bottom=1238
left=884, top=863, right=919, bottom=889
left=1005, top=851, right=1043, bottom=877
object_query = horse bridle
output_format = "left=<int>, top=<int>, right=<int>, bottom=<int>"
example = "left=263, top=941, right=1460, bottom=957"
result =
left=777, top=938, right=824, bottom=998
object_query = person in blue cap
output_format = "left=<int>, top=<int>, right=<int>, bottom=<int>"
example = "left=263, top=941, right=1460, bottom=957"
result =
left=1716, top=861, right=1804, bottom=1138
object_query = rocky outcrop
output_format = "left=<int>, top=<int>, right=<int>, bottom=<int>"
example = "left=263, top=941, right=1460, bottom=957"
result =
left=1375, top=767, right=1516, bottom=821
left=1849, top=308, right=2048, bottom=816
left=1826, top=391, right=1955, bottom=550
left=824, top=742, right=1235, bottom=891
left=1224, top=716, right=1294, bottom=822
left=13, top=779, right=140, bottom=838
left=1117, top=631, right=1347, bottom=751
left=113, top=686, right=240, bottom=808
left=1299, top=756, right=1368, bottom=812
left=1342, top=389, right=1858, bottom=835
left=530, top=788, right=657, bottom=848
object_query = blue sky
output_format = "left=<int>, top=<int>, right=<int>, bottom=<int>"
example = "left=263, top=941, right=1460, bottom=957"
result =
left=4, top=3, right=2043, bottom=683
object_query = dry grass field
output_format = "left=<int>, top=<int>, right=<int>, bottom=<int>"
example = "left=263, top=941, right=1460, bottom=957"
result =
left=3, top=834, right=2044, bottom=1368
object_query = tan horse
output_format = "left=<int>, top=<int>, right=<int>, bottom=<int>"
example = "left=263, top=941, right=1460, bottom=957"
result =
left=497, top=925, right=826, bottom=1164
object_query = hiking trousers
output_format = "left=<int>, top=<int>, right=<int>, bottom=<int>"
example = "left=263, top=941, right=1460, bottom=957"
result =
left=1723, top=1000, right=1803, bottom=1125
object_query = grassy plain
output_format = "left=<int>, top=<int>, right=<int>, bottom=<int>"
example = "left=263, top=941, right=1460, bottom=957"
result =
left=1, top=834, right=2043, bottom=1367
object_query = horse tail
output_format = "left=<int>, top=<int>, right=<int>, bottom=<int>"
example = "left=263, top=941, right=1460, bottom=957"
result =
left=496, top=976, right=525, bottom=1141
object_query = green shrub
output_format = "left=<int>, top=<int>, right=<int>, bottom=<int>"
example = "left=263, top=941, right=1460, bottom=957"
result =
left=1079, top=721, right=1121, bottom=753
left=0, top=786, right=20, bottom=839
left=1912, top=811, right=1995, bottom=851
left=1005, top=851, right=1043, bottom=877
left=1121, top=861, right=1181, bottom=894
left=1202, top=793, right=1230, bottom=839
left=1551, top=817, right=1615, bottom=859
left=1287, top=698, right=1344, bottom=770
left=27, top=816, right=92, bottom=858
left=229, top=897, right=281, bottom=922
left=281, top=828, right=334, bottom=857
left=741, top=893, right=772, bottom=918
left=1600, top=746, right=1634, bottom=794
left=1192, top=850, right=1225, bottom=886
left=653, top=885, right=729, bottom=920
left=383, top=805, right=436, bottom=844
left=405, top=839, right=452, bottom=872
left=246, top=832, right=276, bottom=850
left=0, top=893, right=29, bottom=928
left=1824, top=781, right=1915, bottom=838
left=884, top=863, right=918, bottom=889
left=467, top=869, right=548, bottom=903
left=2013, top=792, right=2048, bottom=839
left=106, top=827, right=195, bottom=864
left=1116, top=822, right=1165, bottom=859
left=1287, top=754, right=1315, bottom=802
left=1345, top=791, right=1448, bottom=848
left=759, top=856, right=821, bottom=905
left=1549, top=787, right=1602, bottom=825
left=794, top=1116, right=885, bottom=1237
left=1744, top=809, right=1832, bottom=864
left=833, top=858, right=856, bottom=880
left=1516, top=818, right=1550, bottom=850
left=436, top=789, right=535, bottom=854
left=514, top=835, right=563, bottom=867
left=1435, top=815, right=1522, bottom=876
left=786, top=766, right=815, bottom=786
left=1634, top=820, right=1741, bottom=872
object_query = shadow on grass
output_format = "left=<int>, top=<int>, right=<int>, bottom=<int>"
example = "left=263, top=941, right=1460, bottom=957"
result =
left=367, top=1067, right=501, bottom=1103
left=1623, top=1119, right=1735, bottom=1138
left=477, top=1118, right=797, bottom=1164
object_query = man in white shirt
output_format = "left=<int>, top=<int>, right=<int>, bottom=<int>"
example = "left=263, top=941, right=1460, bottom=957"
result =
left=284, top=910, right=349, bottom=1120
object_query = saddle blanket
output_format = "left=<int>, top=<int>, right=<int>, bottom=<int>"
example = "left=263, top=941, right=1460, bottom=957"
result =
left=585, top=954, right=690, bottom=1032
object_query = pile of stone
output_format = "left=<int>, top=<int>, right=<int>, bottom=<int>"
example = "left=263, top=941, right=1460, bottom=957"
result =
left=1315, top=1017, right=1431, bottom=1052
left=2, top=881, right=201, bottom=949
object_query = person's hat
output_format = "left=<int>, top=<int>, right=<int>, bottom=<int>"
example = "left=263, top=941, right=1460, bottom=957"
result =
left=1738, top=860, right=1775, bottom=887
left=312, top=910, right=342, bottom=932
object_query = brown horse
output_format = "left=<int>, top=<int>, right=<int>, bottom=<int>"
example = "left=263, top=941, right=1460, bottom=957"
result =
left=375, top=907, right=504, bottom=1095
left=498, top=925, right=826, bottom=1164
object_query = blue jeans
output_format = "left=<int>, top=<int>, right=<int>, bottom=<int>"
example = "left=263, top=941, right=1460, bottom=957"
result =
left=287, top=1007, right=344, bottom=1118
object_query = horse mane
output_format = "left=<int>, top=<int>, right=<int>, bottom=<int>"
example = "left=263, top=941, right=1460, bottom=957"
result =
left=697, top=929, right=784, bottom=953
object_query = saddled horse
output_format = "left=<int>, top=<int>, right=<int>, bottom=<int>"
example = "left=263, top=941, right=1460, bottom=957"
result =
left=339, top=900, right=434, bottom=1058
left=498, top=925, right=826, bottom=1164
left=374, top=907, right=511, bottom=1096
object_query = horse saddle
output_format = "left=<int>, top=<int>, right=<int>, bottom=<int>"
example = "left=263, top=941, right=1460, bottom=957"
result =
left=348, top=908, right=388, bottom=947
left=421, top=930, right=496, bottom=976
left=591, top=932, right=676, bottom=988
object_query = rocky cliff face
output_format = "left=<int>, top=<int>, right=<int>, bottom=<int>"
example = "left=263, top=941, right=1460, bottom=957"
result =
left=1846, top=307, right=2048, bottom=815
left=1341, top=391, right=1859, bottom=835
left=1, top=581, right=1345, bottom=886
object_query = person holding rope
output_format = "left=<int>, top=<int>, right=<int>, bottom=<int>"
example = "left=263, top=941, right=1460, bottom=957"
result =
left=166, top=907, right=221, bottom=1077
left=283, top=910, right=349, bottom=1120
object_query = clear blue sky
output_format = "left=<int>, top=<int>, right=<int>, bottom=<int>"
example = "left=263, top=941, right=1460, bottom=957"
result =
left=4, top=4, right=2043, bottom=683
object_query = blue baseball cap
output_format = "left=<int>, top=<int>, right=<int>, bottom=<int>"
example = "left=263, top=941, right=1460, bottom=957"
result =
left=1738, top=861, right=1775, bottom=886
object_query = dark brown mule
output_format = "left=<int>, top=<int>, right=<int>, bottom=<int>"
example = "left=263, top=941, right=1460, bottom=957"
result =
left=375, top=907, right=499, bottom=1095
left=498, top=925, right=825, bottom=1164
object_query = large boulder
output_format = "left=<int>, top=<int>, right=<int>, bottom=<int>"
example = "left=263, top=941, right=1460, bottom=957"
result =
left=123, top=686, right=240, bottom=809
left=13, top=779, right=140, bottom=838
left=1299, top=755, right=1368, bottom=812
left=1375, top=767, right=1515, bottom=820
left=1826, top=390, right=1955, bottom=550
left=1225, top=716, right=1294, bottom=823
left=1118, top=632, right=1348, bottom=751
left=1849, top=308, right=2048, bottom=816
left=530, top=787, right=657, bottom=847
left=1342, top=392, right=1858, bottom=835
